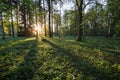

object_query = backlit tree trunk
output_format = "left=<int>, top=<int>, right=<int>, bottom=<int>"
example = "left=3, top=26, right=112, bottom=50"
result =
left=48, top=0, right=52, bottom=38
left=43, top=0, right=47, bottom=37
left=51, top=0, right=53, bottom=37
left=1, top=12, right=5, bottom=40
left=10, top=2, right=15, bottom=37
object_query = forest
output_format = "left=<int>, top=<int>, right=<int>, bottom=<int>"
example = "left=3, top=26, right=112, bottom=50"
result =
left=0, top=0, right=120, bottom=80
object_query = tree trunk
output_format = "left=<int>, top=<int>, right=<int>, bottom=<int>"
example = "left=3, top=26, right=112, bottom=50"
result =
left=107, top=12, right=114, bottom=37
left=48, top=0, right=51, bottom=38
left=93, top=1, right=98, bottom=36
left=23, top=4, right=27, bottom=37
left=8, top=16, right=11, bottom=37
left=1, top=12, right=5, bottom=40
left=76, top=0, right=83, bottom=41
left=16, top=4, right=19, bottom=37
left=43, top=0, right=47, bottom=37
left=44, top=15, right=47, bottom=37
left=51, top=0, right=53, bottom=37
left=56, top=24, right=59, bottom=36
left=108, top=22, right=114, bottom=37
left=11, top=6, right=15, bottom=37
left=35, top=9, right=38, bottom=39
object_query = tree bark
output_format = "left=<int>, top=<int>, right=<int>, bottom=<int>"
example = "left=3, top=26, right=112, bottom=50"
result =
left=44, top=15, right=47, bottom=37
left=51, top=0, right=53, bottom=37
left=11, top=5, right=15, bottom=37
left=48, top=0, right=52, bottom=38
left=23, top=4, right=27, bottom=37
left=76, top=0, right=83, bottom=41
left=35, top=9, right=38, bottom=39
left=16, top=4, right=19, bottom=37
left=43, top=0, right=47, bottom=37
left=1, top=12, right=5, bottom=40
left=107, top=12, right=114, bottom=37
left=108, top=21, right=114, bottom=37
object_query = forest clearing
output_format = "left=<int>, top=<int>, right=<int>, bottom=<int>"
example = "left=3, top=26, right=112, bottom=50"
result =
left=0, top=0, right=120, bottom=80
left=0, top=37, right=120, bottom=80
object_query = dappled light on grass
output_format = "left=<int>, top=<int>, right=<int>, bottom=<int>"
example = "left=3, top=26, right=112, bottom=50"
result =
left=45, top=37, right=120, bottom=80
left=0, top=38, right=36, bottom=56
left=0, top=37, right=38, bottom=79
left=0, top=37, right=120, bottom=80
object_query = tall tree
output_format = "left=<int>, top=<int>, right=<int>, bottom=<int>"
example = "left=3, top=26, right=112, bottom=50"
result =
left=0, top=12, right=5, bottom=40
left=47, top=0, right=52, bottom=38
left=10, top=0, right=15, bottom=37
left=76, top=0, right=83, bottom=41
left=14, top=0, right=20, bottom=36
left=0, top=1, right=7, bottom=40
left=53, top=13, right=61, bottom=36
left=43, top=0, right=47, bottom=37
left=107, top=0, right=120, bottom=37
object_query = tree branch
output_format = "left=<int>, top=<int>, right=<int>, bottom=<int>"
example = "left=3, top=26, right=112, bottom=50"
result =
left=75, top=0, right=80, bottom=9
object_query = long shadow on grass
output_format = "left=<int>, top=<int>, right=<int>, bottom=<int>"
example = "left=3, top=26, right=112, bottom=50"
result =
left=0, top=38, right=38, bottom=80
left=45, top=38, right=120, bottom=80
left=64, top=38, right=120, bottom=66
left=53, top=38, right=120, bottom=65
left=0, top=38, right=34, bottom=55
left=65, top=37, right=120, bottom=55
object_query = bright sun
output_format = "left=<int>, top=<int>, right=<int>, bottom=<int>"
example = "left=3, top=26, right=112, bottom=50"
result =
left=35, top=24, right=41, bottom=32
left=34, top=23, right=44, bottom=36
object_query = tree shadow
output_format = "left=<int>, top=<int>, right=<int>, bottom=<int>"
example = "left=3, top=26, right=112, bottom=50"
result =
left=64, top=37, right=120, bottom=52
left=0, top=38, right=39, bottom=80
left=45, top=38, right=120, bottom=80
left=52, top=37, right=120, bottom=65
left=0, top=38, right=33, bottom=55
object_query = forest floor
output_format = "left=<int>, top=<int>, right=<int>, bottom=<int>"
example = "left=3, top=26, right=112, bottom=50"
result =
left=0, top=37, right=120, bottom=80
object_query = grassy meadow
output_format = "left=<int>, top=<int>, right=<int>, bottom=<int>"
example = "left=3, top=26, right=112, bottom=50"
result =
left=0, top=37, right=120, bottom=80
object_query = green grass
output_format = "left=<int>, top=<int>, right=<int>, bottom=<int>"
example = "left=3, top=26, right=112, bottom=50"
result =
left=0, top=37, right=120, bottom=80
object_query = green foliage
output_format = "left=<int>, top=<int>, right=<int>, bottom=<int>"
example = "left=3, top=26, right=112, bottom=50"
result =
left=63, top=10, right=78, bottom=36
left=114, top=20, right=120, bottom=36
left=107, top=0, right=120, bottom=36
